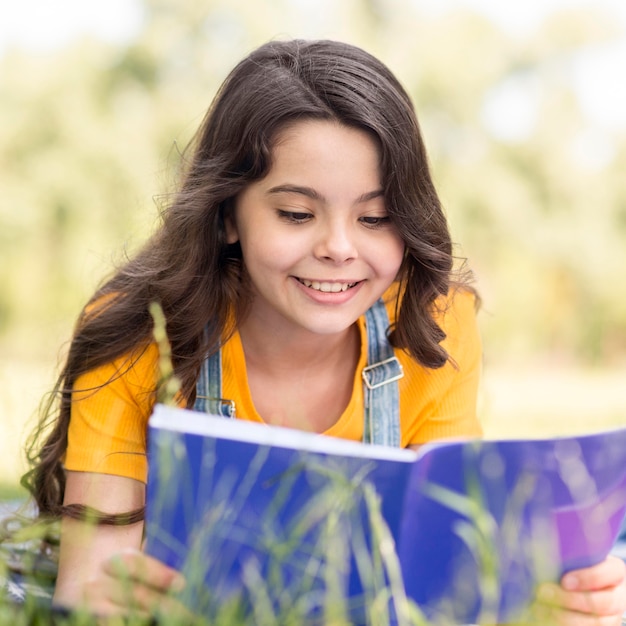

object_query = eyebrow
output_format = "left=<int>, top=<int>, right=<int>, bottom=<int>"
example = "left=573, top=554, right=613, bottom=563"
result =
left=266, top=184, right=384, bottom=204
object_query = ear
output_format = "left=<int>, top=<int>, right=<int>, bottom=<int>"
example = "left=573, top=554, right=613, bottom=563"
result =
left=224, top=212, right=239, bottom=244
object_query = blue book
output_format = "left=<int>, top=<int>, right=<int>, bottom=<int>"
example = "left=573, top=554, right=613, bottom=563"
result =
left=144, top=404, right=626, bottom=624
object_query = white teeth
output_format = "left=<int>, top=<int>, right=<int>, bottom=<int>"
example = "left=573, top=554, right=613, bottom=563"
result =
left=300, top=279, right=356, bottom=292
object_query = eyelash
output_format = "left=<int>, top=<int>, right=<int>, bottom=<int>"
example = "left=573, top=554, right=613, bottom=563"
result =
left=359, top=216, right=391, bottom=229
left=277, top=210, right=391, bottom=229
left=277, top=210, right=312, bottom=224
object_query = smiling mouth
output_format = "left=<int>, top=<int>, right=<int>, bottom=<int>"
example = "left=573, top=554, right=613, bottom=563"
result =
left=297, top=278, right=360, bottom=293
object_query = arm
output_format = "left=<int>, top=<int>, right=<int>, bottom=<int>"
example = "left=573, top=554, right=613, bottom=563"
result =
left=55, top=337, right=191, bottom=616
left=54, top=471, right=184, bottom=617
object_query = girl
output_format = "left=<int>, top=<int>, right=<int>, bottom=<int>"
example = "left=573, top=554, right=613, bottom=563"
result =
left=23, top=39, right=626, bottom=622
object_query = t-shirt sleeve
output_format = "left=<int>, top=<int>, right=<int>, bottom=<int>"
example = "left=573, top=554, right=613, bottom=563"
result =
left=64, top=343, right=161, bottom=483
left=399, top=289, right=483, bottom=446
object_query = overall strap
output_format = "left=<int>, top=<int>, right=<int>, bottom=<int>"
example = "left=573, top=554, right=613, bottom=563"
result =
left=362, top=299, right=404, bottom=447
left=193, top=299, right=403, bottom=444
left=193, top=349, right=235, bottom=417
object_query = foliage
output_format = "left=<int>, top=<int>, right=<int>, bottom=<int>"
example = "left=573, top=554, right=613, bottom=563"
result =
left=2, top=1, right=626, bottom=367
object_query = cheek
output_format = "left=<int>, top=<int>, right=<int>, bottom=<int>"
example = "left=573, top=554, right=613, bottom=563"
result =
left=240, top=235, right=295, bottom=275
left=381, top=237, right=406, bottom=277
left=253, top=230, right=304, bottom=266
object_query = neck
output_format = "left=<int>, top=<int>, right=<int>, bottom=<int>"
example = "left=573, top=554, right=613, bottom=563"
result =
left=237, top=315, right=359, bottom=375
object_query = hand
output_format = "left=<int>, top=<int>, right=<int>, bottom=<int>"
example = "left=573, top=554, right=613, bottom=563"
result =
left=80, top=548, right=190, bottom=619
left=534, top=555, right=626, bottom=625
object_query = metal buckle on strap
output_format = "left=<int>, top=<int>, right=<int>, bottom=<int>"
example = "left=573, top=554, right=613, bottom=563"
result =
left=362, top=356, right=404, bottom=390
left=195, top=396, right=236, bottom=417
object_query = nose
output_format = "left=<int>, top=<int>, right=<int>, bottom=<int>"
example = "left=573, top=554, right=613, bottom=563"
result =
left=313, top=218, right=358, bottom=264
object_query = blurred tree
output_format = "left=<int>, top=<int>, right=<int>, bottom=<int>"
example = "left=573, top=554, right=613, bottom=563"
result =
left=1, top=0, right=625, bottom=369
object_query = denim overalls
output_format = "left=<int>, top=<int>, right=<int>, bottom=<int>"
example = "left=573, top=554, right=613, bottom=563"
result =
left=193, top=298, right=404, bottom=447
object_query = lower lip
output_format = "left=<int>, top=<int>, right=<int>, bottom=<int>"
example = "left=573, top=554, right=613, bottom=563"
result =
left=292, top=278, right=363, bottom=304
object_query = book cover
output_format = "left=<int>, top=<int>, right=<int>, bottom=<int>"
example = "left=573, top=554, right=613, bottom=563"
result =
left=144, top=404, right=626, bottom=624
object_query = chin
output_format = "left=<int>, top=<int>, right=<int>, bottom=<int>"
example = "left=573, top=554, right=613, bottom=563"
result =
left=298, top=317, right=360, bottom=336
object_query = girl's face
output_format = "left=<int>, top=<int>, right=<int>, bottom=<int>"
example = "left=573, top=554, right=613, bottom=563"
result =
left=226, top=120, right=405, bottom=338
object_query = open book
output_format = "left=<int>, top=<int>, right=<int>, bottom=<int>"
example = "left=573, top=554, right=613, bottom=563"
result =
left=144, top=404, right=626, bottom=624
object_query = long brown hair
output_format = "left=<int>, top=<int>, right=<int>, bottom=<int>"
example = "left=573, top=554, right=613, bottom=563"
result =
left=23, top=39, right=472, bottom=520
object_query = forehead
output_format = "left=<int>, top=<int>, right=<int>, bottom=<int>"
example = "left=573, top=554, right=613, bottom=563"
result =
left=264, top=120, right=382, bottom=189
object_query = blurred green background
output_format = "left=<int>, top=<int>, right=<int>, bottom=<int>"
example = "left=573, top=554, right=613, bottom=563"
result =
left=2, top=0, right=626, bottom=491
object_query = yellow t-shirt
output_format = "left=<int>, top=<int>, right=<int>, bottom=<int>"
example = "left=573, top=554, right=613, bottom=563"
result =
left=65, top=289, right=482, bottom=483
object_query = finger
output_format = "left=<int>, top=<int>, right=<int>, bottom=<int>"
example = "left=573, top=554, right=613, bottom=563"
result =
left=537, top=581, right=626, bottom=617
left=105, top=578, right=189, bottom=615
left=84, top=573, right=191, bottom=619
left=81, top=577, right=151, bottom=618
left=103, top=548, right=185, bottom=593
left=561, top=556, right=626, bottom=592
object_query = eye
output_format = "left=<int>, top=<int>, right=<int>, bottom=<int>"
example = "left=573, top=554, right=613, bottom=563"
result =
left=359, top=215, right=392, bottom=228
left=277, top=210, right=312, bottom=224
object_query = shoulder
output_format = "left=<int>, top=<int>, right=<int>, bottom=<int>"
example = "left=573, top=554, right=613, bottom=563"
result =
left=72, top=342, right=162, bottom=409
left=433, top=287, right=481, bottom=354
left=384, top=288, right=483, bottom=443
left=382, top=284, right=479, bottom=339
left=67, top=343, right=162, bottom=483
left=381, top=284, right=481, bottom=370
